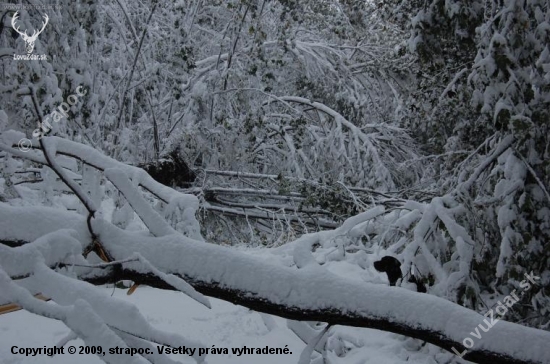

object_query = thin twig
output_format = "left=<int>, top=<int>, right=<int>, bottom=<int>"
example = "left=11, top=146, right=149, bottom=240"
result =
left=114, top=5, right=158, bottom=138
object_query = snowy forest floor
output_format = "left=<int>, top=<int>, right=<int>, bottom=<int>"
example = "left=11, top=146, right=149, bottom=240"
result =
left=0, top=284, right=456, bottom=364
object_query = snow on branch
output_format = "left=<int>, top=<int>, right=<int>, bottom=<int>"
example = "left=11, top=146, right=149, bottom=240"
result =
left=1, top=204, right=548, bottom=364
left=268, top=96, right=421, bottom=190
left=121, top=252, right=211, bottom=309
left=87, top=224, right=550, bottom=364
left=41, top=138, right=98, bottom=214
left=1, top=132, right=200, bottom=208
left=104, top=168, right=177, bottom=237
left=0, top=265, right=153, bottom=364
left=0, top=229, right=81, bottom=278
left=25, top=263, right=205, bottom=357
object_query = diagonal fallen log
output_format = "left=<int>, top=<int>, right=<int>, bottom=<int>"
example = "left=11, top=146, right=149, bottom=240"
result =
left=83, top=268, right=540, bottom=364
left=1, top=205, right=547, bottom=364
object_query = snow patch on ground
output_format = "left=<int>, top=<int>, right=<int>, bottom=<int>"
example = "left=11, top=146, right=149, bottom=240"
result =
left=0, top=286, right=454, bottom=364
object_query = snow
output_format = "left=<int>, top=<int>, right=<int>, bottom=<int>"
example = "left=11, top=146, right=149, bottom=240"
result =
left=0, top=134, right=202, bottom=215
left=2, top=170, right=550, bottom=363
left=0, top=229, right=81, bottom=279
left=19, top=263, right=206, bottom=360
left=87, top=218, right=550, bottom=364
left=122, top=253, right=211, bottom=309
left=0, top=202, right=91, bottom=245
left=297, top=325, right=328, bottom=364
left=0, top=286, right=461, bottom=364
left=1, top=1, right=549, bottom=363
left=1, top=197, right=549, bottom=363
left=104, top=168, right=177, bottom=237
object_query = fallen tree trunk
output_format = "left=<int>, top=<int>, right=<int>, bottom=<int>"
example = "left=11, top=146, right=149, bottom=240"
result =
left=1, top=205, right=548, bottom=364
left=83, top=268, right=542, bottom=364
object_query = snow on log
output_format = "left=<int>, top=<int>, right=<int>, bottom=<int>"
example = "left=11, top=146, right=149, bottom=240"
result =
left=1, top=203, right=549, bottom=364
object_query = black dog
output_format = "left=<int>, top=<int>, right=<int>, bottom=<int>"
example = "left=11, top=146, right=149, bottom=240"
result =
left=373, top=256, right=403, bottom=286
left=374, top=256, right=428, bottom=292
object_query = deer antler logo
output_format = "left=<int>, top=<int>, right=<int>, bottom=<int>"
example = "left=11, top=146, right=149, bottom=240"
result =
left=11, top=11, right=49, bottom=54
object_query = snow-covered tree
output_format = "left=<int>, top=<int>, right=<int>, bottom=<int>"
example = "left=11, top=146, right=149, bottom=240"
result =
left=1, top=0, right=549, bottom=363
